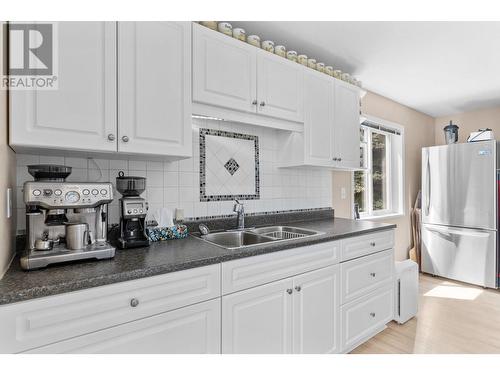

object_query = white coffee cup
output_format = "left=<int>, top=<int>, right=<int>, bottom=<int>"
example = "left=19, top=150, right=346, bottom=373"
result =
left=341, top=72, right=351, bottom=82
left=316, top=62, right=325, bottom=73
left=261, top=40, right=275, bottom=53
left=247, top=35, right=261, bottom=48
left=274, top=45, right=286, bottom=57
left=286, top=50, right=298, bottom=62
left=333, top=69, right=342, bottom=79
left=307, top=58, right=317, bottom=69
left=232, top=28, right=246, bottom=41
left=325, top=66, right=334, bottom=76
left=200, top=21, right=217, bottom=30
left=298, top=54, right=308, bottom=66
left=218, top=22, right=233, bottom=36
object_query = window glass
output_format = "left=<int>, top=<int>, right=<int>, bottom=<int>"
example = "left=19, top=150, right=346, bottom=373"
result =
left=371, top=132, right=388, bottom=211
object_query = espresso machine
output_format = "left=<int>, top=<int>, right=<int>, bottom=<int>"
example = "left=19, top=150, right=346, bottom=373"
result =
left=116, top=171, right=150, bottom=249
left=21, top=165, right=115, bottom=270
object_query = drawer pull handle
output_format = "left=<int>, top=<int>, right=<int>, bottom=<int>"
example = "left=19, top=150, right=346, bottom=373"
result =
left=370, top=242, right=376, bottom=247
left=370, top=312, right=376, bottom=318
left=130, top=298, right=139, bottom=307
left=295, top=286, right=302, bottom=292
left=252, top=99, right=258, bottom=105
left=370, top=272, right=376, bottom=277
left=286, top=288, right=293, bottom=295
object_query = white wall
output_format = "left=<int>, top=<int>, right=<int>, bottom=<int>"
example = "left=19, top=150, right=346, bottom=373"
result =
left=16, top=118, right=332, bottom=233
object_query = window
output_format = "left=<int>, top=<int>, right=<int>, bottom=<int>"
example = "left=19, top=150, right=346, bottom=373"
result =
left=354, top=116, right=404, bottom=218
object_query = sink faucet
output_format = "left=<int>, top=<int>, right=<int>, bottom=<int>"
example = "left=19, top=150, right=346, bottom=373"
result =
left=233, top=200, right=245, bottom=230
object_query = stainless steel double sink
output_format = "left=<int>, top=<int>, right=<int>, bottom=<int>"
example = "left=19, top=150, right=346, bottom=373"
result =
left=192, top=226, right=324, bottom=250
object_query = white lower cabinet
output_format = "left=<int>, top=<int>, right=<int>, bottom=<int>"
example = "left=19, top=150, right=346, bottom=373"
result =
left=222, top=278, right=293, bottom=354
left=0, top=230, right=396, bottom=354
left=292, top=266, right=341, bottom=354
left=222, top=265, right=340, bottom=354
left=25, top=299, right=221, bottom=354
left=340, top=283, right=394, bottom=353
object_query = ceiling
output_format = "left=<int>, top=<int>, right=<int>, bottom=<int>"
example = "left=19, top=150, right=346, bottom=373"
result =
left=234, top=21, right=500, bottom=118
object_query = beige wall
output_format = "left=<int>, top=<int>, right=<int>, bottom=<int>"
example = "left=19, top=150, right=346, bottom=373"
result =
left=0, top=22, right=16, bottom=278
left=435, top=106, right=500, bottom=145
left=332, top=91, right=435, bottom=261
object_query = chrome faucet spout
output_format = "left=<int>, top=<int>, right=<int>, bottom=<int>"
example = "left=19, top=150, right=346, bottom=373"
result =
left=233, top=200, right=245, bottom=230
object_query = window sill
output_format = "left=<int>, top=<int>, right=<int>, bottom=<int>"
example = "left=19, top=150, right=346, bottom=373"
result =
left=358, top=213, right=405, bottom=221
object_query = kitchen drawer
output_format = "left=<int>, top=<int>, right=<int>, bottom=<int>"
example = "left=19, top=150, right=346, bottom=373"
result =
left=0, top=264, right=220, bottom=353
left=340, top=283, right=394, bottom=353
left=341, top=230, right=394, bottom=261
left=24, top=299, right=221, bottom=354
left=222, top=241, right=340, bottom=295
left=341, top=249, right=394, bottom=304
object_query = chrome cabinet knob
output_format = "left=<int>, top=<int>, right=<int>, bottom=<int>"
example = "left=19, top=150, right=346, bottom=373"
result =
left=370, top=242, right=376, bottom=247
left=295, top=286, right=302, bottom=292
left=370, top=272, right=376, bottom=277
left=332, top=157, right=338, bottom=161
left=259, top=101, right=266, bottom=107
left=338, top=158, right=342, bottom=162
left=107, top=134, right=115, bottom=141
left=252, top=100, right=258, bottom=105
left=122, top=135, right=129, bottom=143
left=130, top=298, right=139, bottom=307
left=370, top=312, right=376, bottom=318
left=286, top=288, right=293, bottom=295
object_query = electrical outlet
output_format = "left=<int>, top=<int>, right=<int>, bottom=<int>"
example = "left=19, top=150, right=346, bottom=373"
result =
left=341, top=187, right=346, bottom=200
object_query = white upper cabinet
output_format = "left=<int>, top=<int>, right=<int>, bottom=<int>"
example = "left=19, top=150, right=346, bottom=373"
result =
left=256, top=50, right=303, bottom=122
left=277, top=70, right=363, bottom=170
left=333, top=79, right=362, bottom=169
left=303, top=69, right=335, bottom=165
left=192, top=23, right=303, bottom=130
left=118, top=22, right=192, bottom=157
left=10, top=21, right=192, bottom=159
left=192, top=23, right=257, bottom=114
left=10, top=22, right=117, bottom=152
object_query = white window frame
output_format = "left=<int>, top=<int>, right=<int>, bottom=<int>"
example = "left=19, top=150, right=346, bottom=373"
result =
left=353, top=114, right=405, bottom=219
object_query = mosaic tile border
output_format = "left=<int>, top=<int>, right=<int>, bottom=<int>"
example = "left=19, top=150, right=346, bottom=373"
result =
left=184, top=207, right=334, bottom=222
left=199, top=128, right=260, bottom=202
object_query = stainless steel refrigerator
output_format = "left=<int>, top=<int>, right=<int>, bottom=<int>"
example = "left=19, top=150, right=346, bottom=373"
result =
left=421, top=140, right=499, bottom=288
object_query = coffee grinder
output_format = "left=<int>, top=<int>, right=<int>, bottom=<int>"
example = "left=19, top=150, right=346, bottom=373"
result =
left=116, top=171, right=150, bottom=249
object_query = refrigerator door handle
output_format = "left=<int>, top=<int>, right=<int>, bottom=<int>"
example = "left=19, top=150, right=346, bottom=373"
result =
left=425, top=154, right=431, bottom=216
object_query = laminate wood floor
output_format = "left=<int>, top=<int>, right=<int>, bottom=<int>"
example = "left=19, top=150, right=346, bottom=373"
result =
left=351, top=274, right=500, bottom=354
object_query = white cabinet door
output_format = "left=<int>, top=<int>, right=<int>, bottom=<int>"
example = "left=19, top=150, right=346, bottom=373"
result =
left=222, top=278, right=293, bottom=354
left=118, top=22, right=191, bottom=157
left=26, top=299, right=221, bottom=354
left=333, top=79, right=361, bottom=168
left=256, top=50, right=303, bottom=122
left=10, top=22, right=117, bottom=152
left=193, top=23, right=257, bottom=114
left=303, top=70, right=335, bottom=165
left=292, top=265, right=341, bottom=354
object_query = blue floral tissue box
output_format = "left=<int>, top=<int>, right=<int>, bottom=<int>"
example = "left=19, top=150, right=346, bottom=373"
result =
left=146, top=224, right=189, bottom=242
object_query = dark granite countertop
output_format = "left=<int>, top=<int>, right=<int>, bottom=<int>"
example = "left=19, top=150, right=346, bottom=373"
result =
left=0, top=217, right=395, bottom=306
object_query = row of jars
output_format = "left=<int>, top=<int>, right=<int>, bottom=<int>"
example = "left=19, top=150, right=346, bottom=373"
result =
left=199, top=21, right=362, bottom=88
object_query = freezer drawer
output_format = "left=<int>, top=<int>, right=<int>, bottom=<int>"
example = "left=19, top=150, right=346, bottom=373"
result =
left=421, top=141, right=497, bottom=230
left=421, top=224, right=497, bottom=288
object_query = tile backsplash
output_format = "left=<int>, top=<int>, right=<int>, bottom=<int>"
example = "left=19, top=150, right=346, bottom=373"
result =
left=15, top=118, right=332, bottom=233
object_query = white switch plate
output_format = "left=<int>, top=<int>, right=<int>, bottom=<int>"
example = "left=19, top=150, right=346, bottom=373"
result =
left=341, top=187, right=346, bottom=200
left=6, top=188, right=12, bottom=218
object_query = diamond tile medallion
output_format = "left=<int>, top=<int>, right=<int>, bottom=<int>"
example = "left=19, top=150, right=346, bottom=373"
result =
left=199, top=128, right=260, bottom=202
